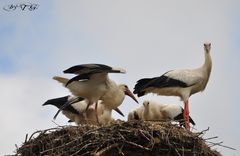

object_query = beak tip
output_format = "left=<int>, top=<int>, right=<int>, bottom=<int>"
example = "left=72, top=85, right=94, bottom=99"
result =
left=125, top=89, right=139, bottom=104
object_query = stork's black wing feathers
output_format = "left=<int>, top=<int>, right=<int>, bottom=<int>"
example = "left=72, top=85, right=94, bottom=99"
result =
left=134, top=73, right=188, bottom=97
left=43, top=96, right=83, bottom=115
left=64, top=63, right=125, bottom=85
left=174, top=108, right=196, bottom=127
left=65, top=74, right=92, bottom=86
left=133, top=78, right=155, bottom=97
left=151, top=75, right=188, bottom=88
left=64, top=64, right=115, bottom=74
left=43, top=96, right=69, bottom=108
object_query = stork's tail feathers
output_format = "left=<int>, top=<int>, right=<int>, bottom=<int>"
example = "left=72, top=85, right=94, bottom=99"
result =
left=133, top=78, right=154, bottom=97
left=110, top=67, right=126, bottom=74
left=189, top=116, right=196, bottom=126
left=174, top=108, right=196, bottom=127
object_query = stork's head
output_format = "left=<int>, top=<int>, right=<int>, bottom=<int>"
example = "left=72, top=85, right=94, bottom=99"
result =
left=119, top=84, right=138, bottom=103
left=204, top=42, right=211, bottom=53
left=143, top=100, right=150, bottom=108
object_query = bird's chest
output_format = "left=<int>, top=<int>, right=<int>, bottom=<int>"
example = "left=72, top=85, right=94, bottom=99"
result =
left=103, top=91, right=125, bottom=109
left=80, top=81, right=108, bottom=99
left=190, top=81, right=207, bottom=95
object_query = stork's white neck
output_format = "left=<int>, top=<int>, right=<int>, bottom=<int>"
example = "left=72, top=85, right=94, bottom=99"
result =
left=101, top=81, right=125, bottom=109
left=202, top=50, right=212, bottom=74
left=199, top=49, right=212, bottom=91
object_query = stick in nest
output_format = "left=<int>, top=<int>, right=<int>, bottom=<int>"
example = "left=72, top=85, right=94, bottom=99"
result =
left=95, top=143, right=119, bottom=156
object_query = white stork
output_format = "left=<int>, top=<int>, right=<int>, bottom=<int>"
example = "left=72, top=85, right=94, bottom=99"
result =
left=142, top=100, right=195, bottom=127
left=133, top=43, right=212, bottom=130
left=43, top=95, right=124, bottom=125
left=128, top=105, right=145, bottom=121
left=127, top=100, right=195, bottom=128
left=43, top=96, right=85, bottom=123
left=53, top=64, right=126, bottom=122
left=101, top=82, right=138, bottom=110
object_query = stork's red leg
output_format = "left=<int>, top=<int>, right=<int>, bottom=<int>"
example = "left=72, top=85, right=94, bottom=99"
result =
left=95, top=101, right=99, bottom=124
left=184, top=99, right=190, bottom=130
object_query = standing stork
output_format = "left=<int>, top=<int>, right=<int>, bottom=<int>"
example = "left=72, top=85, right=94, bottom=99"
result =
left=133, top=43, right=212, bottom=130
left=53, top=64, right=132, bottom=122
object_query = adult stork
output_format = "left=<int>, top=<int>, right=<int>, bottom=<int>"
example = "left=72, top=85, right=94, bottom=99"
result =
left=53, top=63, right=137, bottom=122
left=52, top=77, right=138, bottom=121
left=101, top=82, right=138, bottom=110
left=133, top=43, right=212, bottom=130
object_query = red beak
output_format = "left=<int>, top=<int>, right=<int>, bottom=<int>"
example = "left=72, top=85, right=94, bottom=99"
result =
left=125, top=89, right=139, bottom=104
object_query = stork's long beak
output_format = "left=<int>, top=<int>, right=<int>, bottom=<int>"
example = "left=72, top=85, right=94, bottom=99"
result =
left=114, top=107, right=125, bottom=117
left=125, top=89, right=139, bottom=104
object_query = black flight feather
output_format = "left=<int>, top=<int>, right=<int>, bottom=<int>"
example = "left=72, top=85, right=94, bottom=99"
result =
left=64, top=64, right=125, bottom=86
left=64, top=64, right=113, bottom=74
left=65, top=74, right=91, bottom=86
left=134, top=74, right=188, bottom=97
left=174, top=108, right=196, bottom=127
left=43, top=96, right=85, bottom=119
left=43, top=96, right=81, bottom=115
left=53, top=96, right=84, bottom=120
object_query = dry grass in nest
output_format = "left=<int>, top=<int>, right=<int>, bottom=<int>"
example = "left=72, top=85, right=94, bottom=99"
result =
left=15, top=121, right=221, bottom=156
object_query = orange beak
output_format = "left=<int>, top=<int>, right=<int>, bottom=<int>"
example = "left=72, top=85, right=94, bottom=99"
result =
left=125, top=89, right=139, bottom=104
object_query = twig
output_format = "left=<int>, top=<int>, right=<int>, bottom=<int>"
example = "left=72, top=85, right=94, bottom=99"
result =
left=28, top=127, right=60, bottom=141
left=51, top=120, right=61, bottom=127
left=24, top=134, right=28, bottom=143
left=28, top=130, right=43, bottom=141
left=217, top=144, right=236, bottom=151
left=174, top=148, right=182, bottom=156
left=196, top=127, right=210, bottom=136
left=125, top=141, right=151, bottom=151
left=207, top=141, right=236, bottom=150
left=117, top=144, right=125, bottom=156
left=15, top=144, right=18, bottom=151
left=95, top=143, right=119, bottom=156
left=204, top=136, right=218, bottom=140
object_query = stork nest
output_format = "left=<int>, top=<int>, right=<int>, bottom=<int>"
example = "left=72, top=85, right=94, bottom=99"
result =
left=15, top=121, right=221, bottom=156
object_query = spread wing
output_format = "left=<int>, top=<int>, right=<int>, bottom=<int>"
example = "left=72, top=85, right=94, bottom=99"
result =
left=63, top=64, right=126, bottom=86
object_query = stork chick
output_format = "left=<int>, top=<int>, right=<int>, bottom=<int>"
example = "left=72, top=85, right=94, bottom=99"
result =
left=142, top=100, right=195, bottom=127
left=43, top=96, right=123, bottom=125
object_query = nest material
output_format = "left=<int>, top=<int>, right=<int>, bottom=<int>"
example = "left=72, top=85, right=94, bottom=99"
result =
left=16, top=121, right=221, bottom=156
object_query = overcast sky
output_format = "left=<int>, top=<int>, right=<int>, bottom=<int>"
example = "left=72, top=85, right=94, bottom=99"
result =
left=0, top=0, right=240, bottom=155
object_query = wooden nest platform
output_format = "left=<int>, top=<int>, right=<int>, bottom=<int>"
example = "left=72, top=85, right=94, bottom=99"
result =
left=15, top=121, right=221, bottom=156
